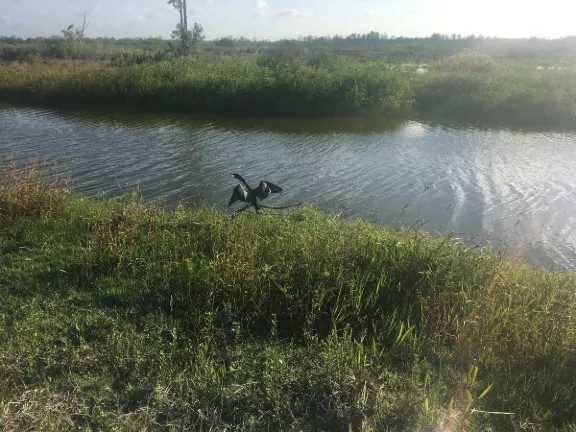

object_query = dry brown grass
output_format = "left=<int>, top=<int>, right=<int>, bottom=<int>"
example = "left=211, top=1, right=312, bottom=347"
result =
left=0, top=157, right=70, bottom=218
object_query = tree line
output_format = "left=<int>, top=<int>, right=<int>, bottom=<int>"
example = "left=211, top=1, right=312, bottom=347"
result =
left=2, top=2, right=576, bottom=64
left=3, top=33, right=576, bottom=47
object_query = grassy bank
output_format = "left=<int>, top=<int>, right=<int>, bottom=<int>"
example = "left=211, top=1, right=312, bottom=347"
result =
left=1, top=164, right=575, bottom=431
left=413, top=54, right=576, bottom=125
left=0, top=56, right=413, bottom=118
left=1, top=53, right=576, bottom=124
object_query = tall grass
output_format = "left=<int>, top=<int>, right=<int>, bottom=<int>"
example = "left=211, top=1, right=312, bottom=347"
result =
left=0, top=55, right=413, bottom=117
left=0, top=163, right=575, bottom=430
left=2, top=52, right=575, bottom=124
left=414, top=52, right=576, bottom=125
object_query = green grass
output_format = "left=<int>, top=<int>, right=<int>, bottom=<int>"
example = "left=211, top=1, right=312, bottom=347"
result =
left=1, top=52, right=575, bottom=125
left=7, top=35, right=576, bottom=64
left=413, top=53, right=576, bottom=125
left=1, top=162, right=575, bottom=431
left=0, top=55, right=413, bottom=117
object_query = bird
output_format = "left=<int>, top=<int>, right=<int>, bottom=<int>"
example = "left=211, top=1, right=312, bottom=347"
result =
left=228, top=173, right=283, bottom=212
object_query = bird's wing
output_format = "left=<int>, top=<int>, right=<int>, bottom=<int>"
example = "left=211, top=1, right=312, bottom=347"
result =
left=263, top=181, right=283, bottom=194
left=254, top=181, right=272, bottom=200
left=228, top=184, right=249, bottom=207
left=254, top=180, right=283, bottom=200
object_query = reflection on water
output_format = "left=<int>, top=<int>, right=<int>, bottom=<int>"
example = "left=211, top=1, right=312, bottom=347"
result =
left=1, top=105, right=575, bottom=269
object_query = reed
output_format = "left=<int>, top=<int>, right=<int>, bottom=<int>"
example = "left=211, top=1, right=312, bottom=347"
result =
left=2, top=53, right=575, bottom=125
left=0, top=56, right=413, bottom=117
left=414, top=53, right=576, bottom=125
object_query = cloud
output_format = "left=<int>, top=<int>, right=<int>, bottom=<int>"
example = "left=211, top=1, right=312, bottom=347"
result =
left=365, top=10, right=375, bottom=16
left=277, top=9, right=314, bottom=19
left=253, top=0, right=268, bottom=18
left=409, top=6, right=422, bottom=13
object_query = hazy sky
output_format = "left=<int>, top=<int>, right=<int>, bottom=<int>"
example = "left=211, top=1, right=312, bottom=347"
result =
left=1, top=0, right=575, bottom=40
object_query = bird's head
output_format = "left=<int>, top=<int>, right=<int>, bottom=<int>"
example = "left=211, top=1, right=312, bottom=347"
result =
left=231, top=173, right=248, bottom=187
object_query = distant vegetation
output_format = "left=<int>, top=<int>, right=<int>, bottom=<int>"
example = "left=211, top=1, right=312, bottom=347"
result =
left=1, top=52, right=575, bottom=125
left=0, top=163, right=575, bottom=430
left=0, top=55, right=413, bottom=117
left=2, top=21, right=576, bottom=125
left=4, top=32, right=576, bottom=64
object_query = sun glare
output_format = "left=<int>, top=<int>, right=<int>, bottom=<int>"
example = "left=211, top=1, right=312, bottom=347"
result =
left=424, top=0, right=576, bottom=38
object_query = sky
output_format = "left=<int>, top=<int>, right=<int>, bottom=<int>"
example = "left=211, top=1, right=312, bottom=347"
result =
left=1, top=0, right=576, bottom=40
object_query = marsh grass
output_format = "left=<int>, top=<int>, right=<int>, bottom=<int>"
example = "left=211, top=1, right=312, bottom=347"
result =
left=0, top=56, right=413, bottom=117
left=1, top=52, right=576, bottom=125
left=0, top=158, right=71, bottom=218
left=414, top=53, right=576, bottom=125
left=0, top=163, right=575, bottom=430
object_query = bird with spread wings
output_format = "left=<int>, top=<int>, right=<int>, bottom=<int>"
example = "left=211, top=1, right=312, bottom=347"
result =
left=228, top=173, right=284, bottom=213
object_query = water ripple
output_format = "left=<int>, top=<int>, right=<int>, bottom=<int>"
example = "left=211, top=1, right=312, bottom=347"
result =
left=1, top=106, right=576, bottom=269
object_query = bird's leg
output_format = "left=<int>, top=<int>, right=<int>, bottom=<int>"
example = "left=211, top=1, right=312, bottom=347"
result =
left=232, top=204, right=253, bottom=218
left=236, top=204, right=252, bottom=213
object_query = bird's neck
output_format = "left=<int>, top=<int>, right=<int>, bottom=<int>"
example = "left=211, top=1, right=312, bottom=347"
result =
left=236, top=175, right=251, bottom=191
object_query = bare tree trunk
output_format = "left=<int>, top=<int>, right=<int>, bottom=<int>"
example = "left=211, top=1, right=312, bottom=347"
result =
left=181, top=0, right=188, bottom=54
left=183, top=0, right=188, bottom=31
left=78, top=12, right=90, bottom=40
left=168, top=0, right=189, bottom=55
left=178, top=2, right=185, bottom=52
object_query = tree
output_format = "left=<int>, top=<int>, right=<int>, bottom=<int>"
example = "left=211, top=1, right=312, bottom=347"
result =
left=54, top=12, right=90, bottom=59
left=77, top=13, right=90, bottom=40
left=168, top=0, right=185, bottom=31
left=190, top=23, right=205, bottom=53
left=168, top=0, right=189, bottom=53
left=168, top=0, right=204, bottom=56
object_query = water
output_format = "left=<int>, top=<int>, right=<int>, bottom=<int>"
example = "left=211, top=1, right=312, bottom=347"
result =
left=1, top=106, right=575, bottom=269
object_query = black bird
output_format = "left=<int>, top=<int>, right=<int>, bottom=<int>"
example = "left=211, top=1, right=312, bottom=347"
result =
left=228, top=173, right=283, bottom=212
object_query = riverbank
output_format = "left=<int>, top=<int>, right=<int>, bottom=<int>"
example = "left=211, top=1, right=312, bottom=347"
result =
left=1, top=53, right=576, bottom=125
left=1, top=165, right=575, bottom=430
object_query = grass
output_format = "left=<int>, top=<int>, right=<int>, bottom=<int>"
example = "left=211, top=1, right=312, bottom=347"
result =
left=0, top=161, right=575, bottom=431
left=413, top=53, right=576, bottom=125
left=1, top=52, right=576, bottom=124
left=7, top=35, right=576, bottom=64
left=0, top=55, right=413, bottom=118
